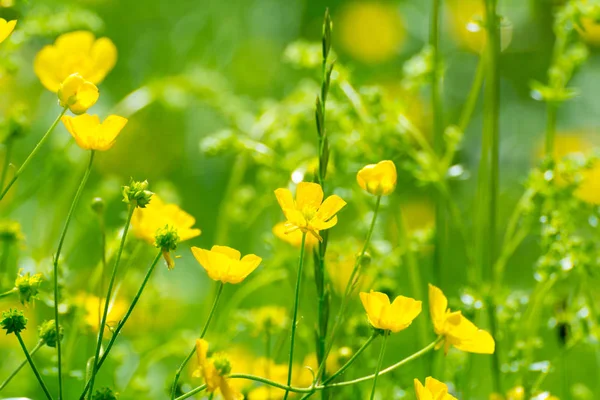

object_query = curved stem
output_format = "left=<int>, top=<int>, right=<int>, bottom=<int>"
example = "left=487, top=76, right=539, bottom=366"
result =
left=369, top=332, right=389, bottom=400
left=174, top=384, right=208, bottom=400
left=0, top=339, right=44, bottom=392
left=0, top=107, right=68, bottom=202
left=79, top=250, right=162, bottom=399
left=282, top=232, right=307, bottom=400
left=53, top=149, right=95, bottom=400
left=0, top=287, right=17, bottom=299
left=15, top=333, right=53, bottom=400
left=0, top=136, right=14, bottom=195
left=88, top=204, right=135, bottom=399
left=169, top=280, right=226, bottom=399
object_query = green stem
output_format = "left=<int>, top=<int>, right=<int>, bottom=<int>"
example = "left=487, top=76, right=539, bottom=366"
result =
left=87, top=204, right=135, bottom=399
left=0, top=287, right=17, bottom=299
left=0, top=339, right=44, bottom=392
left=369, top=332, right=389, bottom=400
left=0, top=136, right=14, bottom=195
left=174, top=384, right=207, bottom=400
left=169, top=280, right=226, bottom=399
left=0, top=107, right=68, bottom=202
left=79, top=250, right=162, bottom=400
left=458, top=59, right=486, bottom=133
left=283, top=232, right=308, bottom=400
left=14, top=332, right=53, bottom=400
left=53, top=149, right=95, bottom=400
left=545, top=101, right=557, bottom=157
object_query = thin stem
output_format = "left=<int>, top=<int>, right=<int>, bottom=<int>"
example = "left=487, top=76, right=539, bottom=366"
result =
left=169, top=281, right=226, bottom=399
left=283, top=231, right=308, bottom=400
left=88, top=204, right=136, bottom=399
left=97, top=208, right=107, bottom=330
left=0, top=340, right=44, bottom=392
left=458, top=58, right=486, bottom=133
left=0, top=287, right=17, bottom=299
left=0, top=136, right=14, bottom=195
left=0, top=107, right=68, bottom=202
left=14, top=332, right=53, bottom=400
left=369, top=332, right=389, bottom=400
left=79, top=250, right=162, bottom=400
left=174, top=384, right=208, bottom=400
left=53, top=149, right=95, bottom=400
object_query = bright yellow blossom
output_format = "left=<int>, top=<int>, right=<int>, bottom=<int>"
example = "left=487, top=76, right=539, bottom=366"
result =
left=414, top=377, right=457, bottom=400
left=131, top=195, right=201, bottom=244
left=191, top=245, right=262, bottom=284
left=274, top=182, right=346, bottom=242
left=0, top=19, right=16, bottom=44
left=194, top=339, right=243, bottom=400
left=272, top=221, right=319, bottom=249
left=429, top=284, right=495, bottom=354
left=34, top=31, right=117, bottom=92
left=359, top=290, right=422, bottom=333
left=61, top=114, right=127, bottom=151
left=57, top=73, right=99, bottom=115
left=357, top=160, right=397, bottom=196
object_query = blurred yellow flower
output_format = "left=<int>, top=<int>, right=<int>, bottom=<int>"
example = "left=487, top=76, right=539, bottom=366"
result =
left=414, top=377, right=457, bottom=400
left=578, top=17, right=600, bottom=46
left=272, top=221, right=319, bottom=249
left=61, top=114, right=127, bottom=151
left=131, top=195, right=201, bottom=243
left=274, top=182, right=346, bottom=242
left=400, top=198, right=436, bottom=233
left=338, top=2, right=405, bottom=64
left=77, top=293, right=126, bottom=333
left=194, top=339, right=243, bottom=400
left=247, top=306, right=288, bottom=336
left=0, top=18, right=16, bottom=44
left=34, top=31, right=117, bottom=92
left=357, top=160, right=397, bottom=196
left=191, top=245, right=262, bottom=284
left=57, top=73, right=99, bottom=115
left=429, top=284, right=495, bottom=354
left=245, top=357, right=290, bottom=399
left=298, top=352, right=342, bottom=387
left=359, top=290, right=422, bottom=333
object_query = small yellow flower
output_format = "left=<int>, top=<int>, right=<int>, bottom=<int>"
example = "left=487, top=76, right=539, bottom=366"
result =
left=194, top=339, right=243, bottom=400
left=247, top=306, right=288, bottom=336
left=76, top=293, right=126, bottom=333
left=61, top=114, right=127, bottom=151
left=0, top=19, right=16, bottom=44
left=356, top=160, right=397, bottom=196
left=191, top=245, right=262, bottom=284
left=272, top=221, right=319, bottom=249
left=131, top=195, right=201, bottom=244
left=359, top=290, right=422, bottom=333
left=274, top=182, right=346, bottom=242
left=429, top=284, right=495, bottom=354
left=34, top=31, right=117, bottom=92
left=57, top=73, right=99, bottom=114
left=414, top=377, right=457, bottom=400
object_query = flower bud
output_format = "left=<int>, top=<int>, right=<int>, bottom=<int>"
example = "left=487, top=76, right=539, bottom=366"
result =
left=15, top=270, right=43, bottom=305
left=38, top=319, right=64, bottom=348
left=91, top=197, right=105, bottom=214
left=0, top=220, right=24, bottom=242
left=356, top=160, right=397, bottom=196
left=122, top=179, right=153, bottom=208
left=155, top=225, right=180, bottom=270
left=212, top=353, right=232, bottom=376
left=92, top=387, right=118, bottom=400
left=1, top=308, right=28, bottom=334
left=57, top=73, right=99, bottom=115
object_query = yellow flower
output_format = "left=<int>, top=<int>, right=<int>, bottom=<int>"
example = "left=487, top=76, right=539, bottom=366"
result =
left=0, top=19, right=16, bottom=44
left=274, top=182, right=346, bottom=242
left=272, top=221, right=319, bottom=249
left=34, top=31, right=117, bottom=92
left=194, top=339, right=243, bottom=400
left=131, top=195, right=201, bottom=244
left=357, top=160, right=397, bottom=196
left=76, top=293, right=126, bottom=333
left=191, top=245, right=262, bottom=284
left=61, top=114, right=127, bottom=151
left=247, top=306, right=288, bottom=336
left=414, top=377, right=457, bottom=400
left=57, top=73, right=99, bottom=114
left=359, top=290, right=422, bottom=333
left=578, top=17, right=600, bottom=46
left=429, top=284, right=495, bottom=354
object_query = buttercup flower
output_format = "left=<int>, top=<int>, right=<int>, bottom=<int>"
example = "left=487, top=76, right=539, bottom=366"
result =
left=272, top=221, right=319, bottom=249
left=34, top=31, right=117, bottom=92
left=192, top=245, right=262, bottom=284
left=0, top=19, right=16, bottom=44
left=194, top=339, right=243, bottom=400
left=414, top=377, right=457, bottom=400
left=1, top=309, right=27, bottom=335
left=57, top=73, right=99, bottom=114
left=131, top=195, right=201, bottom=244
left=61, top=114, right=127, bottom=151
left=76, top=293, right=126, bottom=333
left=356, top=160, right=397, bottom=196
left=274, top=182, right=346, bottom=241
left=429, top=284, right=495, bottom=354
left=359, top=290, right=422, bottom=333
left=15, top=270, right=43, bottom=305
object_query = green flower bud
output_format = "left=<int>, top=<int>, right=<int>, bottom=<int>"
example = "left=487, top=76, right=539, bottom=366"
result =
left=0, top=220, right=24, bottom=242
left=155, top=225, right=180, bottom=270
left=38, top=320, right=64, bottom=348
left=15, top=270, right=43, bottom=305
left=213, top=353, right=232, bottom=376
left=122, top=179, right=153, bottom=208
left=1, top=309, right=28, bottom=334
left=91, top=197, right=105, bottom=214
left=92, top=387, right=118, bottom=400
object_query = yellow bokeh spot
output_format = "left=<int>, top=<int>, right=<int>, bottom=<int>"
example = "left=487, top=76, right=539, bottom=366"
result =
left=338, top=2, right=405, bottom=64
left=577, top=17, right=600, bottom=46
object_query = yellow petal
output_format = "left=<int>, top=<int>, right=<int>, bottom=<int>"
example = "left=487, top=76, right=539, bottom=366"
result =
left=87, top=37, right=118, bottom=83
left=452, top=328, right=495, bottom=354
left=274, top=188, right=295, bottom=210
left=295, top=182, right=324, bottom=211
left=428, top=284, right=448, bottom=334
left=191, top=247, right=231, bottom=282
left=414, top=378, right=433, bottom=400
left=61, top=114, right=101, bottom=150
left=359, top=291, right=390, bottom=329
left=211, top=245, right=242, bottom=261
left=389, top=296, right=422, bottom=330
left=220, top=379, right=244, bottom=400
left=94, top=115, right=127, bottom=150
left=196, top=338, right=209, bottom=367
left=315, top=194, right=347, bottom=221
left=0, top=19, right=17, bottom=44
left=226, top=254, right=262, bottom=284
left=34, top=46, right=63, bottom=91
left=309, top=215, right=338, bottom=231
left=55, top=31, right=95, bottom=53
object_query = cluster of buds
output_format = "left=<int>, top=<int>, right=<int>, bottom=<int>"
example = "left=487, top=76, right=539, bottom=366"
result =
left=15, top=270, right=43, bottom=305
left=155, top=225, right=180, bottom=270
left=122, top=179, right=153, bottom=208
left=1, top=308, right=27, bottom=335
left=38, top=319, right=64, bottom=348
